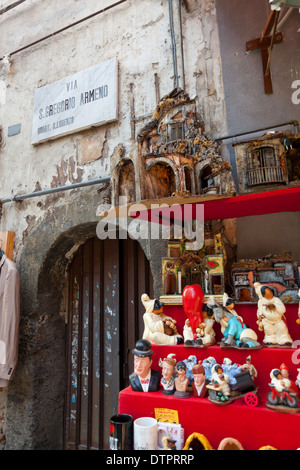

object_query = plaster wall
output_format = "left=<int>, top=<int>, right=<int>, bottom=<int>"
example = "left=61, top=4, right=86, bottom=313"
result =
left=215, top=0, right=300, bottom=264
left=0, top=0, right=227, bottom=449
left=0, top=0, right=226, bottom=259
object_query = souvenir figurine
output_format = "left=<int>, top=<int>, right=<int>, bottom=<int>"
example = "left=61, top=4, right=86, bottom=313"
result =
left=182, top=284, right=205, bottom=345
left=240, top=356, right=258, bottom=381
left=207, top=295, right=261, bottom=349
left=184, top=304, right=216, bottom=348
left=221, top=358, right=242, bottom=390
left=296, top=369, right=300, bottom=389
left=255, top=283, right=293, bottom=347
left=141, top=294, right=183, bottom=346
left=202, top=356, right=217, bottom=382
left=266, top=368, right=299, bottom=413
left=207, top=364, right=231, bottom=403
left=183, top=319, right=194, bottom=346
left=220, top=294, right=243, bottom=334
left=159, top=354, right=177, bottom=395
left=183, top=319, right=202, bottom=347
left=207, top=361, right=259, bottom=407
left=191, top=363, right=208, bottom=398
left=174, top=361, right=190, bottom=398
left=129, top=339, right=161, bottom=392
left=279, top=363, right=299, bottom=398
left=297, top=288, right=300, bottom=325
left=161, top=436, right=177, bottom=450
left=195, top=304, right=216, bottom=347
left=183, top=355, right=198, bottom=386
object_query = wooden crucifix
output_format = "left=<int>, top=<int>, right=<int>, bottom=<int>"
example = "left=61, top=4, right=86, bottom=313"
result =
left=246, top=10, right=283, bottom=94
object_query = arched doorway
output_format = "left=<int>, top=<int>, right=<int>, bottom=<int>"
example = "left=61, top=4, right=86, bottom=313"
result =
left=64, top=236, right=153, bottom=450
left=145, top=162, right=176, bottom=199
left=119, top=160, right=136, bottom=202
left=199, top=165, right=213, bottom=191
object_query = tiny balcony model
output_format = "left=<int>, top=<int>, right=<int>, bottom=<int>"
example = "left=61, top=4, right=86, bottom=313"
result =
left=233, top=132, right=300, bottom=194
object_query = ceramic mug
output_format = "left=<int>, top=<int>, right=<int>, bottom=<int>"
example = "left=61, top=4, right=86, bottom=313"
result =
left=110, top=414, right=133, bottom=450
left=134, top=417, right=158, bottom=450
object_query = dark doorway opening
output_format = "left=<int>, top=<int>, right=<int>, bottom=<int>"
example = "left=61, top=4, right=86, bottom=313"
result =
left=64, top=236, right=153, bottom=450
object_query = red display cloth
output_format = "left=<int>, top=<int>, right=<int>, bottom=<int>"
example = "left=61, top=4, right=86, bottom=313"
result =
left=119, top=386, right=300, bottom=450
left=119, top=303, right=300, bottom=450
left=129, top=186, right=300, bottom=222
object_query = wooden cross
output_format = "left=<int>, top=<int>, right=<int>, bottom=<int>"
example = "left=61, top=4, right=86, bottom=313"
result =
left=246, top=10, right=283, bottom=94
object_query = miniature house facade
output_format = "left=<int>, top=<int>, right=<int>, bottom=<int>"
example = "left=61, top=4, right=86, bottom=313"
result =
left=233, top=132, right=300, bottom=193
left=161, top=225, right=225, bottom=298
left=110, top=88, right=236, bottom=208
left=232, top=253, right=300, bottom=302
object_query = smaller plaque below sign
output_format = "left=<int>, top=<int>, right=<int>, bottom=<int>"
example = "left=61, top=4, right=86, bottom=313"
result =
left=31, top=58, right=118, bottom=145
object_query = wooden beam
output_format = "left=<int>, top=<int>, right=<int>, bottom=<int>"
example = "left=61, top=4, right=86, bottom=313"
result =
left=246, top=32, right=283, bottom=52
left=246, top=10, right=282, bottom=94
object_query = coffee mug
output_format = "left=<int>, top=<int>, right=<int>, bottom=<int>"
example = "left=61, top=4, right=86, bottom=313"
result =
left=134, top=417, right=158, bottom=450
left=110, top=414, right=133, bottom=450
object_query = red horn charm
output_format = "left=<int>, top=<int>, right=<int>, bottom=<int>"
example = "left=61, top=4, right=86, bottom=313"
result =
left=182, top=284, right=205, bottom=334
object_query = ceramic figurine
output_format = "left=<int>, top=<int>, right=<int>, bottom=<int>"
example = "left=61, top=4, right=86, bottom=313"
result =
left=279, top=363, right=299, bottom=398
left=207, top=295, right=261, bottom=349
left=296, top=369, right=300, bottom=389
left=297, top=289, right=300, bottom=325
left=141, top=294, right=183, bottom=346
left=220, top=293, right=243, bottom=333
left=201, top=356, right=217, bottom=382
left=159, top=354, right=176, bottom=395
left=183, top=304, right=216, bottom=348
left=192, top=363, right=208, bottom=398
left=255, top=283, right=293, bottom=347
left=183, top=355, right=198, bottom=386
left=195, top=304, right=216, bottom=347
left=161, top=436, right=177, bottom=450
left=183, top=319, right=194, bottom=346
left=221, top=358, right=242, bottom=390
left=208, top=364, right=231, bottom=402
left=129, top=339, right=161, bottom=392
left=266, top=368, right=299, bottom=412
left=240, top=356, right=258, bottom=381
left=207, top=362, right=259, bottom=407
left=182, top=284, right=205, bottom=345
left=183, top=319, right=202, bottom=347
left=174, top=361, right=190, bottom=398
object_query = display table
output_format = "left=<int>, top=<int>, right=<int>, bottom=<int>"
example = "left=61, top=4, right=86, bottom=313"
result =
left=118, top=303, right=300, bottom=450
left=119, top=386, right=300, bottom=450
left=119, top=188, right=300, bottom=450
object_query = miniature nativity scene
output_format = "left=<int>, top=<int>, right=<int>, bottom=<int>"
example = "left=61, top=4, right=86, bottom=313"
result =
left=97, top=87, right=237, bottom=216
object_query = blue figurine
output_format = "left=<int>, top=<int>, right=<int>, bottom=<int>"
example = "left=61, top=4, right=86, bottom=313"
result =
left=207, top=295, right=261, bottom=349
left=183, top=355, right=198, bottom=385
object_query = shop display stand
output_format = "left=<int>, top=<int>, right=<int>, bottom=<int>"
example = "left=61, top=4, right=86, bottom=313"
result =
left=118, top=189, right=300, bottom=450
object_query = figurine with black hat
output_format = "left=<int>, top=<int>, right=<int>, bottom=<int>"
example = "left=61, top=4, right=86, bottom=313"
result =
left=129, top=339, right=161, bottom=392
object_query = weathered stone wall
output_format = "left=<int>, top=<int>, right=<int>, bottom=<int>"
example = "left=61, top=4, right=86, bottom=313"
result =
left=0, top=0, right=227, bottom=449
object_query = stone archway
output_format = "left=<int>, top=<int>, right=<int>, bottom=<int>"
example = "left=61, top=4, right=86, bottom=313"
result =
left=5, top=190, right=164, bottom=450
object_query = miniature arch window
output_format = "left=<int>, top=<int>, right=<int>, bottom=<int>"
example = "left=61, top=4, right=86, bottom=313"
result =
left=184, top=166, right=193, bottom=193
left=145, top=161, right=176, bottom=199
left=118, top=159, right=136, bottom=203
left=199, top=165, right=214, bottom=190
